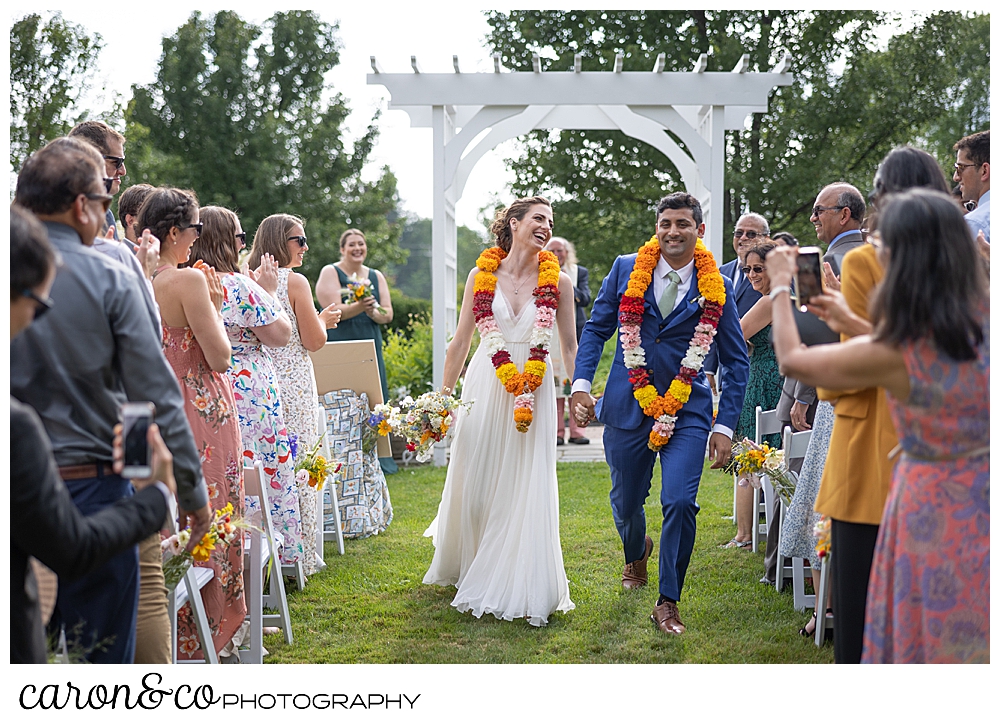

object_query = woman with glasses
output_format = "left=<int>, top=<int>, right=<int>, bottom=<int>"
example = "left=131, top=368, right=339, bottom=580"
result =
left=316, top=229, right=397, bottom=474
left=139, top=189, right=245, bottom=662
left=722, top=242, right=784, bottom=550
left=247, top=214, right=341, bottom=576
left=768, top=188, right=988, bottom=663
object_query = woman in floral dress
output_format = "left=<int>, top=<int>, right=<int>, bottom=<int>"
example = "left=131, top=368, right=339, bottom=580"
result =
left=190, top=207, right=305, bottom=569
left=247, top=214, right=341, bottom=574
left=141, top=188, right=245, bottom=660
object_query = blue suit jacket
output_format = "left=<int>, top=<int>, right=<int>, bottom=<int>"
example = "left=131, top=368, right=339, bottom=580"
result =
left=576, top=253, right=750, bottom=432
left=704, top=258, right=761, bottom=376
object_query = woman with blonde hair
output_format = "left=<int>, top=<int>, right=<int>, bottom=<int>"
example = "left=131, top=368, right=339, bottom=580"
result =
left=248, top=214, right=341, bottom=574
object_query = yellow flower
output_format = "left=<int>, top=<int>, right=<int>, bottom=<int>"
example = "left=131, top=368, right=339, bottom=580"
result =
left=524, top=359, right=547, bottom=378
left=474, top=272, right=497, bottom=292
left=634, top=384, right=659, bottom=408
left=191, top=539, right=214, bottom=562
left=496, top=362, right=518, bottom=383
left=377, top=420, right=392, bottom=436
left=668, top=379, right=691, bottom=403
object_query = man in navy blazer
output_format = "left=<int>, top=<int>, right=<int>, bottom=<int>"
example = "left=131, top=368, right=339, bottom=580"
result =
left=704, top=212, right=767, bottom=393
left=572, top=193, right=749, bottom=634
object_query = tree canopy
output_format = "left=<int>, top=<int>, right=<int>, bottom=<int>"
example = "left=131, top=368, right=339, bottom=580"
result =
left=126, top=10, right=403, bottom=281
left=486, top=11, right=989, bottom=278
left=9, top=12, right=103, bottom=170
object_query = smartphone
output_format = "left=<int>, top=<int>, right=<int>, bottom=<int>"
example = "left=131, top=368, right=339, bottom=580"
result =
left=795, top=247, right=824, bottom=311
left=121, top=402, right=155, bottom=479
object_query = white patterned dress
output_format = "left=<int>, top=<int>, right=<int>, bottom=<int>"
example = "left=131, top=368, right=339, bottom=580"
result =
left=222, top=272, right=303, bottom=565
left=271, top=268, right=322, bottom=575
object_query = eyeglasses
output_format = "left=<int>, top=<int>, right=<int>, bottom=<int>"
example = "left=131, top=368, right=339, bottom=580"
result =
left=104, top=155, right=126, bottom=171
left=235, top=232, right=247, bottom=247
left=954, top=161, right=979, bottom=173
left=811, top=205, right=846, bottom=217
left=22, top=289, right=54, bottom=320
left=733, top=229, right=764, bottom=239
left=288, top=235, right=308, bottom=247
left=741, top=265, right=766, bottom=275
left=85, top=192, right=114, bottom=212
left=176, top=222, right=203, bottom=236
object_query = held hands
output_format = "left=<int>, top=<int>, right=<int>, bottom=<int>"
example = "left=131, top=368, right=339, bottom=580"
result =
left=320, top=303, right=342, bottom=329
left=571, top=390, right=596, bottom=426
left=707, top=432, right=733, bottom=469
left=250, top=253, right=280, bottom=295
left=137, top=228, right=161, bottom=280
left=112, top=422, right=176, bottom=497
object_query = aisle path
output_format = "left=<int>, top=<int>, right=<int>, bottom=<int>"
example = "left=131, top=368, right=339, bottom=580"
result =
left=555, top=423, right=607, bottom=463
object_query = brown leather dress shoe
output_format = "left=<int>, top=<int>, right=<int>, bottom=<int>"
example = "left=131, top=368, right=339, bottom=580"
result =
left=621, top=535, right=654, bottom=590
left=651, top=600, right=686, bottom=635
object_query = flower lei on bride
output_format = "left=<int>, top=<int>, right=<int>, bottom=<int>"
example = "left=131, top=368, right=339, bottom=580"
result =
left=473, top=247, right=560, bottom=432
left=619, top=236, right=726, bottom=451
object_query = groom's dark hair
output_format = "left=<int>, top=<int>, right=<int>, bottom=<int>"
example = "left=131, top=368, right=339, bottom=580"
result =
left=656, top=192, right=703, bottom=226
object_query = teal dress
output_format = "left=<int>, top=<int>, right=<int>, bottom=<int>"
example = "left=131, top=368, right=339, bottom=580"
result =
left=325, top=265, right=389, bottom=403
left=734, top=325, right=784, bottom=448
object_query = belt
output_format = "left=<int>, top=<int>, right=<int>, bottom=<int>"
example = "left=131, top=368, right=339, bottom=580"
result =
left=57, top=463, right=110, bottom=480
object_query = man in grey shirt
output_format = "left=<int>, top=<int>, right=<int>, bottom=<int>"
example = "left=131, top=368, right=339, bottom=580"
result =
left=10, top=136, right=209, bottom=663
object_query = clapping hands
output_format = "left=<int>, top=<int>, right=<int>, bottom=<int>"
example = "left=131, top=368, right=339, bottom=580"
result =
left=250, top=253, right=280, bottom=295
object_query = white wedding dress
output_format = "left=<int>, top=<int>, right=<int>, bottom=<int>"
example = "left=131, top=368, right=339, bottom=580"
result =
left=423, top=287, right=574, bottom=626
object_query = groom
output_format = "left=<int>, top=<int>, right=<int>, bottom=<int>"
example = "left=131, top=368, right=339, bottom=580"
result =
left=571, top=193, right=749, bottom=634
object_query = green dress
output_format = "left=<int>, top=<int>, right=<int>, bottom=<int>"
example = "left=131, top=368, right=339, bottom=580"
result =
left=734, top=325, right=784, bottom=448
left=325, top=265, right=389, bottom=402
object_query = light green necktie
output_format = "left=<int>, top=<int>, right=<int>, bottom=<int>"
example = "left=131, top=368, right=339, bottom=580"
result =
left=658, top=270, right=681, bottom=318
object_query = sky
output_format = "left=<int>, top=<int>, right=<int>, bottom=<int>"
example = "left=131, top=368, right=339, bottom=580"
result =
left=14, top=3, right=516, bottom=231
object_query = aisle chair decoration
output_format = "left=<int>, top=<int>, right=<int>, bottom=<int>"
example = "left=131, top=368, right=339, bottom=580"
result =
left=161, top=503, right=252, bottom=591
left=319, top=389, right=393, bottom=539
left=727, top=437, right=797, bottom=505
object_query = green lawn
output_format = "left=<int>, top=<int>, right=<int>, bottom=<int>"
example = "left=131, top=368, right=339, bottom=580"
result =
left=265, top=458, right=833, bottom=663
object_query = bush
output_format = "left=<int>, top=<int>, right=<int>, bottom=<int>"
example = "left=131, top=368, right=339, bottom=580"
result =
left=387, top=288, right=431, bottom=336
left=383, top=317, right=434, bottom=403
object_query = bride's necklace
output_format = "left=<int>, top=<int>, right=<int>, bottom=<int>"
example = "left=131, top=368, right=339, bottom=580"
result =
left=473, top=247, right=560, bottom=432
left=509, top=269, right=533, bottom=295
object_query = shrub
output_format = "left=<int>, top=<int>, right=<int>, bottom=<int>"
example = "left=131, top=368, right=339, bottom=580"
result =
left=387, top=288, right=431, bottom=336
left=383, top=317, right=434, bottom=402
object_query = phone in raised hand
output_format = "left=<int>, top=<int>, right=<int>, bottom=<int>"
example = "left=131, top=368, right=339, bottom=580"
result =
left=120, top=402, right=155, bottom=479
left=795, top=247, right=824, bottom=312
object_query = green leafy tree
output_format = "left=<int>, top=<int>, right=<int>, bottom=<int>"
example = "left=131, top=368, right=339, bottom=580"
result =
left=9, top=13, right=103, bottom=169
left=486, top=11, right=989, bottom=278
left=126, top=10, right=402, bottom=284
left=390, top=217, right=488, bottom=300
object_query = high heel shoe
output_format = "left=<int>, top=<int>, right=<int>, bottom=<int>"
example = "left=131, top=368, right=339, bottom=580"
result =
left=798, top=611, right=817, bottom=637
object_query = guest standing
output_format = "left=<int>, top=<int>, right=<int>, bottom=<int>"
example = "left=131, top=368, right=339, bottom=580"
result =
left=141, top=189, right=246, bottom=660
left=190, top=207, right=305, bottom=568
left=248, top=214, right=341, bottom=575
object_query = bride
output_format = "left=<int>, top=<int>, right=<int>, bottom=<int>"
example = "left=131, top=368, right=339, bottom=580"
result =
left=423, top=196, right=578, bottom=626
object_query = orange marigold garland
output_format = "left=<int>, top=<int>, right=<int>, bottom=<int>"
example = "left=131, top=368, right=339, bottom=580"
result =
left=473, top=248, right=560, bottom=432
left=619, top=237, right=726, bottom=451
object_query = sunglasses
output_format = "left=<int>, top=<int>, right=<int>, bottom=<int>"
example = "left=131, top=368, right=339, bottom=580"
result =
left=811, top=204, right=846, bottom=217
left=733, top=229, right=763, bottom=239
left=235, top=232, right=247, bottom=247
left=22, top=289, right=54, bottom=320
left=741, top=265, right=766, bottom=275
left=288, top=235, right=308, bottom=247
left=104, top=155, right=126, bottom=171
left=176, top=222, right=203, bottom=236
left=85, top=192, right=114, bottom=212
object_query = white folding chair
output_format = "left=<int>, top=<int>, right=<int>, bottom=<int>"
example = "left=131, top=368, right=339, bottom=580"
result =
left=317, top=406, right=345, bottom=556
left=241, top=461, right=292, bottom=664
left=776, top=426, right=813, bottom=599
left=751, top=406, right=783, bottom=552
left=814, top=549, right=834, bottom=646
left=169, top=566, right=218, bottom=664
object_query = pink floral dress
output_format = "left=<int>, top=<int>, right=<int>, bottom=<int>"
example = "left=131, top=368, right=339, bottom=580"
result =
left=161, top=323, right=245, bottom=659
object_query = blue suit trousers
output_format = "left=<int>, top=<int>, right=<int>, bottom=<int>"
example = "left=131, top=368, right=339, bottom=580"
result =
left=604, top=421, right=708, bottom=601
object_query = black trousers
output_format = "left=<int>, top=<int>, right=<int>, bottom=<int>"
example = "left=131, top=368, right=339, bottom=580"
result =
left=830, top=518, right=880, bottom=664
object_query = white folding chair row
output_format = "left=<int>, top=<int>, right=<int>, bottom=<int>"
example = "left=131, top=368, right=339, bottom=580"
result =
left=751, top=406, right=783, bottom=552
left=241, top=461, right=293, bottom=664
left=815, top=549, right=834, bottom=646
left=776, top=425, right=813, bottom=605
left=169, top=566, right=218, bottom=664
left=318, top=405, right=346, bottom=556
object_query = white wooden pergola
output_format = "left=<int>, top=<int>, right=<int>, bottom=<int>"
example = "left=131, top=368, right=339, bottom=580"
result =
left=369, top=51, right=793, bottom=463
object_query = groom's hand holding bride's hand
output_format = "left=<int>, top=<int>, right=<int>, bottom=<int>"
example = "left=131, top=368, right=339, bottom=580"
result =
left=707, top=432, right=733, bottom=469
left=571, top=391, right=596, bottom=426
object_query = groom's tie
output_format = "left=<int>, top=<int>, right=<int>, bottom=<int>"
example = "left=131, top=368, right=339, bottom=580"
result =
left=658, top=270, right=681, bottom=318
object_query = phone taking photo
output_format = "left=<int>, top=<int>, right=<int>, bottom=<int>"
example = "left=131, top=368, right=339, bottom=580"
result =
left=795, top=247, right=824, bottom=311
left=121, top=402, right=155, bottom=479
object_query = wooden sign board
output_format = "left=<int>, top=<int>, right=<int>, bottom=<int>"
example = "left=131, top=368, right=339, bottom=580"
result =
left=309, top=340, right=390, bottom=457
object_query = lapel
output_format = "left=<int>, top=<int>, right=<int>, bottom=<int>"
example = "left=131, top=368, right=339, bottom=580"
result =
left=662, top=295, right=701, bottom=331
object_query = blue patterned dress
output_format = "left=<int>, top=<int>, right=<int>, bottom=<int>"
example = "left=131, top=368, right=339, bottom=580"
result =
left=221, top=273, right=303, bottom=565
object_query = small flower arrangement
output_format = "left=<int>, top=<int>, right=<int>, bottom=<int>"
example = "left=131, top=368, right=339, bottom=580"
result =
left=161, top=503, right=250, bottom=591
left=362, top=403, right=397, bottom=453
left=393, top=391, right=472, bottom=463
left=726, top=438, right=797, bottom=505
left=814, top=515, right=831, bottom=559
left=341, top=274, right=387, bottom=314
left=294, top=437, right=338, bottom=489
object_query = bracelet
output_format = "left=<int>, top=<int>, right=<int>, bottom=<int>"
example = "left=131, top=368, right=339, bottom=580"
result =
left=769, top=285, right=791, bottom=300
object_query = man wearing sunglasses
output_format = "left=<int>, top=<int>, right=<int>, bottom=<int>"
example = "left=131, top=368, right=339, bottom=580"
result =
left=810, top=182, right=867, bottom=276
left=953, top=130, right=990, bottom=244
left=10, top=136, right=208, bottom=664
left=703, top=212, right=768, bottom=396
left=69, top=120, right=127, bottom=241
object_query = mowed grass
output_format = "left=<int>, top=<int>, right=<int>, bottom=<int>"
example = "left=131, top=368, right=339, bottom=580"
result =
left=265, top=458, right=834, bottom=664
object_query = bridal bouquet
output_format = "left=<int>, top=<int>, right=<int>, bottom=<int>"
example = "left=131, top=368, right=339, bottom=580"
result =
left=727, top=438, right=797, bottom=505
left=393, top=391, right=472, bottom=463
left=294, top=437, right=339, bottom=489
left=161, top=503, right=251, bottom=591
left=341, top=274, right=387, bottom=315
